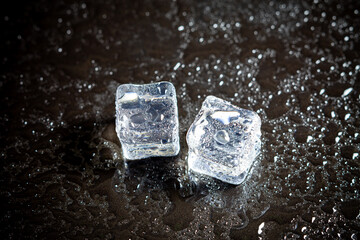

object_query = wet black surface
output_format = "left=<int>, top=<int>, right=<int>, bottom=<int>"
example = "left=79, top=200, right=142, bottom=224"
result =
left=1, top=0, right=360, bottom=239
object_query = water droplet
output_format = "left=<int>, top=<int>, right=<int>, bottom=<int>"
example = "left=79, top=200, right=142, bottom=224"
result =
left=258, top=222, right=265, bottom=234
left=342, top=87, right=353, bottom=97
left=344, top=113, right=351, bottom=120
left=214, top=130, right=230, bottom=145
left=173, top=62, right=181, bottom=71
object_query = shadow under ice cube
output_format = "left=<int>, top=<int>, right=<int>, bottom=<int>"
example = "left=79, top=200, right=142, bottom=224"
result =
left=186, top=96, right=261, bottom=185
left=115, top=82, right=180, bottom=160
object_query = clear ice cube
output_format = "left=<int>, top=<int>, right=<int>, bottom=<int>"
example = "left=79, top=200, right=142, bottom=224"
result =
left=186, top=96, right=261, bottom=184
left=115, top=82, right=180, bottom=160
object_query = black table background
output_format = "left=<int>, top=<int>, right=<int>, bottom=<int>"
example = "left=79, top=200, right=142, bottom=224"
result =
left=1, top=0, right=359, bottom=239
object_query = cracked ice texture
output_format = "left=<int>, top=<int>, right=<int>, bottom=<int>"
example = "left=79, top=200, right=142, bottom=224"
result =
left=115, top=82, right=180, bottom=160
left=186, top=96, right=261, bottom=184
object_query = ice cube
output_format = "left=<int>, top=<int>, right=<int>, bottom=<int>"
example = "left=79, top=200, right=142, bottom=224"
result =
left=186, top=96, right=261, bottom=184
left=115, top=82, right=180, bottom=160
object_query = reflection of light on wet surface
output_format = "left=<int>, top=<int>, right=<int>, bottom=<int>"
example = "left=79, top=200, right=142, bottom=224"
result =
left=210, top=111, right=240, bottom=124
left=119, top=92, right=139, bottom=103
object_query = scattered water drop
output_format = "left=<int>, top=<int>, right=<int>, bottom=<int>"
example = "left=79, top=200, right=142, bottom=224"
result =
left=214, top=130, right=230, bottom=145
left=258, top=222, right=265, bottom=234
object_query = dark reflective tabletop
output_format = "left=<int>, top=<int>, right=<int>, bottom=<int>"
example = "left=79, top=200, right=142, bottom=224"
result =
left=1, top=0, right=359, bottom=239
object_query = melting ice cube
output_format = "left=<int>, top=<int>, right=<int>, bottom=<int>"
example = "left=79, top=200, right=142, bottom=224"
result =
left=115, top=82, right=180, bottom=160
left=186, top=96, right=261, bottom=184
